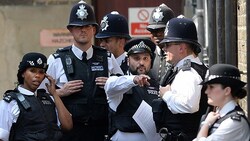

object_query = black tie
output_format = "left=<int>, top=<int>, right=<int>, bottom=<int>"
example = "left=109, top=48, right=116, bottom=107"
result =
left=82, top=52, right=87, bottom=62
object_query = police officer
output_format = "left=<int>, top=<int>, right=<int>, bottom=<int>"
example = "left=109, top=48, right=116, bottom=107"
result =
left=0, top=52, right=72, bottom=141
left=194, top=64, right=250, bottom=141
left=146, top=3, right=175, bottom=83
left=152, top=18, right=208, bottom=141
left=96, top=11, right=131, bottom=74
left=39, top=1, right=123, bottom=141
left=104, top=38, right=159, bottom=141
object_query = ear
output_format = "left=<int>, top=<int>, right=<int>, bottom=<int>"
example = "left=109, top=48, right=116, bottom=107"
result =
left=127, top=57, right=130, bottom=66
left=224, top=86, right=232, bottom=96
left=119, top=38, right=126, bottom=48
left=93, top=26, right=97, bottom=34
left=178, top=43, right=186, bottom=52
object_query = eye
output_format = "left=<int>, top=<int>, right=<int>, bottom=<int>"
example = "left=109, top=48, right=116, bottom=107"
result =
left=143, top=56, right=150, bottom=61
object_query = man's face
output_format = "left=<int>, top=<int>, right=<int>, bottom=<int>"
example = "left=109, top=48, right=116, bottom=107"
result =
left=69, top=25, right=96, bottom=45
left=99, top=37, right=124, bottom=58
left=162, top=42, right=181, bottom=65
left=128, top=52, right=152, bottom=75
left=149, top=28, right=165, bottom=47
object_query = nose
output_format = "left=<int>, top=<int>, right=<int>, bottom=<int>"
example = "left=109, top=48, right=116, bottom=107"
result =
left=100, top=41, right=106, bottom=47
left=162, top=46, right=168, bottom=52
left=139, top=59, right=145, bottom=65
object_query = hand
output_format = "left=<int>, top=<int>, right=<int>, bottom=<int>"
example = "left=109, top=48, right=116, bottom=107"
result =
left=133, top=74, right=150, bottom=87
left=59, top=80, right=84, bottom=97
left=45, top=74, right=57, bottom=96
left=159, top=85, right=171, bottom=98
left=204, top=112, right=220, bottom=125
left=95, top=77, right=108, bottom=89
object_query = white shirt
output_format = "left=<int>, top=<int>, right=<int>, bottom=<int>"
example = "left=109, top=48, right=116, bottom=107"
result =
left=104, top=75, right=136, bottom=111
left=193, top=101, right=250, bottom=141
left=116, top=52, right=127, bottom=66
left=162, top=55, right=203, bottom=114
left=104, top=75, right=156, bottom=141
left=0, top=86, right=59, bottom=141
left=40, top=45, right=123, bottom=89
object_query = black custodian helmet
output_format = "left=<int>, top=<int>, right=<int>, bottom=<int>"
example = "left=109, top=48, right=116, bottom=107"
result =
left=160, top=18, right=202, bottom=54
left=96, top=11, right=131, bottom=39
left=67, top=0, right=98, bottom=29
left=146, top=3, right=175, bottom=31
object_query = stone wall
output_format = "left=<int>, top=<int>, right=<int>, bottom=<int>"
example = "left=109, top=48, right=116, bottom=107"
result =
left=237, top=0, right=247, bottom=114
left=0, top=4, right=72, bottom=97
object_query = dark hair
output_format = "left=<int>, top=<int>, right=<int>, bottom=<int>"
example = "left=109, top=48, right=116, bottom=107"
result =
left=221, top=84, right=247, bottom=99
left=17, top=70, right=24, bottom=85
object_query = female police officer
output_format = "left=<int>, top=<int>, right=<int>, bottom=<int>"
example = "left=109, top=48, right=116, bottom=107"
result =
left=0, top=52, right=72, bottom=141
left=194, top=64, right=250, bottom=141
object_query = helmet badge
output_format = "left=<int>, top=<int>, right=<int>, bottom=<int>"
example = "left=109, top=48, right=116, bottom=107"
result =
left=152, top=7, right=164, bottom=23
left=100, top=16, right=109, bottom=31
left=164, top=22, right=169, bottom=36
left=37, top=58, right=43, bottom=65
left=76, top=5, right=88, bottom=20
left=27, top=61, right=35, bottom=66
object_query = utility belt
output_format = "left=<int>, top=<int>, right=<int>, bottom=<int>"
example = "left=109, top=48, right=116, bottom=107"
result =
left=159, top=128, right=188, bottom=141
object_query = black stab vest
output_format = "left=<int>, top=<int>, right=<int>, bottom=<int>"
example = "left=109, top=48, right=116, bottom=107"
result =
left=109, top=78, right=159, bottom=135
left=152, top=62, right=208, bottom=141
left=4, top=89, right=62, bottom=141
left=57, top=46, right=109, bottom=124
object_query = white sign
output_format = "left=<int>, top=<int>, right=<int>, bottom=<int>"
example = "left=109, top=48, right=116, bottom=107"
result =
left=128, top=7, right=154, bottom=37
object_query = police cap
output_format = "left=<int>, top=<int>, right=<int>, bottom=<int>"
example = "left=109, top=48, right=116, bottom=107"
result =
left=17, top=52, right=47, bottom=84
left=201, top=64, right=246, bottom=88
left=124, top=38, right=156, bottom=56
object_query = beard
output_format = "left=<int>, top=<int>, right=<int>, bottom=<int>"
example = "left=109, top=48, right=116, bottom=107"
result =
left=129, top=65, right=149, bottom=75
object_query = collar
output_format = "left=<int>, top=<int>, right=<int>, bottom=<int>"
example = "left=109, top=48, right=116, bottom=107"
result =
left=72, top=44, right=93, bottom=60
left=116, top=52, right=127, bottom=66
left=175, top=55, right=202, bottom=68
left=217, top=100, right=237, bottom=117
left=17, top=85, right=35, bottom=96
left=156, top=46, right=162, bottom=55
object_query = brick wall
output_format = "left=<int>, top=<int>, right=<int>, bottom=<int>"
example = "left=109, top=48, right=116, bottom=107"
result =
left=237, top=0, right=247, bottom=114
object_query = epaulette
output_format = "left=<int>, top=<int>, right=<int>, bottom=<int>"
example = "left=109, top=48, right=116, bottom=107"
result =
left=3, top=94, right=13, bottom=103
left=231, top=111, right=244, bottom=121
left=3, top=91, right=31, bottom=110
left=3, top=90, right=17, bottom=103
left=56, top=46, right=71, bottom=53
left=181, top=59, right=192, bottom=71
left=52, top=53, right=60, bottom=59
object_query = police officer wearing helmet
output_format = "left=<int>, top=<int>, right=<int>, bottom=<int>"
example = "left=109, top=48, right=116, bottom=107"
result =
left=104, top=38, right=159, bottom=141
left=146, top=3, right=175, bottom=84
left=39, top=1, right=123, bottom=141
left=0, top=52, right=72, bottom=141
left=96, top=11, right=131, bottom=74
left=152, top=18, right=208, bottom=141
left=194, top=64, right=250, bottom=141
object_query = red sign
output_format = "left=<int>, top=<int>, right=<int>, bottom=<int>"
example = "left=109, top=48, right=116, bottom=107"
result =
left=131, top=22, right=151, bottom=35
left=137, top=9, right=150, bottom=21
left=129, top=7, right=154, bottom=37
